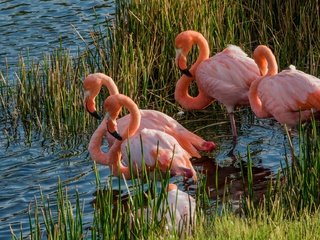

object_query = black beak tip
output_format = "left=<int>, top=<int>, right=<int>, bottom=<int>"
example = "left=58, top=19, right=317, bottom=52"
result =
left=179, top=68, right=193, bottom=77
left=109, top=130, right=123, bottom=141
left=89, top=111, right=102, bottom=120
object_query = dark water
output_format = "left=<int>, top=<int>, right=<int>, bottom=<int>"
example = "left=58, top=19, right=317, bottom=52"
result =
left=0, top=1, right=297, bottom=238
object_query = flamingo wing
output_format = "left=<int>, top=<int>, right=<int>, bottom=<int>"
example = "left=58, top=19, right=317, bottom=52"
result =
left=106, top=110, right=215, bottom=157
left=257, top=68, right=320, bottom=126
left=120, top=128, right=196, bottom=179
left=195, top=45, right=260, bottom=112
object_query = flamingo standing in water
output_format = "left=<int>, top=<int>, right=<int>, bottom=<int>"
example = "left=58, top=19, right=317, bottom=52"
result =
left=88, top=94, right=197, bottom=180
left=174, top=30, right=262, bottom=142
left=249, top=45, right=320, bottom=128
left=83, top=73, right=216, bottom=158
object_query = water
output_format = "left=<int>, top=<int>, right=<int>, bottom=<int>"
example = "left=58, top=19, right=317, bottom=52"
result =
left=0, top=0, right=114, bottom=80
left=0, top=110, right=295, bottom=237
left=0, top=1, right=296, bottom=238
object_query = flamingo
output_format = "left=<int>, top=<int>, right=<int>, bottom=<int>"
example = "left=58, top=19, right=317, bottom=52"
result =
left=143, top=183, right=196, bottom=235
left=88, top=94, right=197, bottom=180
left=83, top=73, right=216, bottom=158
left=174, top=30, right=262, bottom=142
left=83, top=73, right=119, bottom=119
left=249, top=45, right=320, bottom=128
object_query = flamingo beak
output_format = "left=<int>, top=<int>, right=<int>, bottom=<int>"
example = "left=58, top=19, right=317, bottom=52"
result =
left=84, top=90, right=101, bottom=120
left=105, top=113, right=123, bottom=141
left=85, top=101, right=101, bottom=120
left=175, top=48, right=193, bottom=77
left=108, top=129, right=123, bottom=141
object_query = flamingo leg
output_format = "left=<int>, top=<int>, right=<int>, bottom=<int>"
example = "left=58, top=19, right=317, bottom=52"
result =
left=228, top=112, right=238, bottom=145
left=284, top=124, right=297, bottom=167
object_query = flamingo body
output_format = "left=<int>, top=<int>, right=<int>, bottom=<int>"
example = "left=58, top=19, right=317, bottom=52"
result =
left=83, top=73, right=216, bottom=158
left=251, top=66, right=320, bottom=127
left=175, top=30, right=261, bottom=139
left=121, top=128, right=196, bottom=178
left=89, top=94, right=197, bottom=180
left=195, top=45, right=260, bottom=113
left=107, top=109, right=216, bottom=158
left=144, top=183, right=196, bottom=234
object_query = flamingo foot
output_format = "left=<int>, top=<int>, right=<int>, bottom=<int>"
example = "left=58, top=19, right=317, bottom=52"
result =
left=199, top=141, right=217, bottom=152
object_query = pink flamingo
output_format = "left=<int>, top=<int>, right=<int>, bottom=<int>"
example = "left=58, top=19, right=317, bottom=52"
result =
left=144, top=183, right=196, bottom=234
left=83, top=73, right=216, bottom=158
left=88, top=94, right=197, bottom=180
left=249, top=45, right=320, bottom=128
left=83, top=73, right=119, bottom=119
left=174, top=30, right=262, bottom=142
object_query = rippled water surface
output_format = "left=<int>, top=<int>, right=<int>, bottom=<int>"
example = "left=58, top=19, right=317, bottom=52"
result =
left=0, top=1, right=298, bottom=238
left=0, top=0, right=114, bottom=78
left=0, top=109, right=297, bottom=238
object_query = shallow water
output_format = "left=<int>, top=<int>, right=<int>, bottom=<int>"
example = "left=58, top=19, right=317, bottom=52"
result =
left=0, top=107, right=298, bottom=237
left=0, top=0, right=114, bottom=80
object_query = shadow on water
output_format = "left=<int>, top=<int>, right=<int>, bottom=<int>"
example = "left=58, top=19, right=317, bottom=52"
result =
left=192, top=156, right=271, bottom=202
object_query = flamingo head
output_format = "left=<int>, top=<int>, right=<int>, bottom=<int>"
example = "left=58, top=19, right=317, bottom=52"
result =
left=175, top=31, right=194, bottom=77
left=83, top=75, right=102, bottom=119
left=103, top=97, right=123, bottom=141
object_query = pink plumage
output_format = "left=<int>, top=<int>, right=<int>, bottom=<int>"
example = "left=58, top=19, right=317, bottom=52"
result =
left=121, top=128, right=196, bottom=179
left=250, top=53, right=320, bottom=128
left=175, top=30, right=261, bottom=139
left=83, top=73, right=216, bottom=158
left=143, top=183, right=196, bottom=234
left=106, top=109, right=216, bottom=158
left=89, top=94, right=198, bottom=180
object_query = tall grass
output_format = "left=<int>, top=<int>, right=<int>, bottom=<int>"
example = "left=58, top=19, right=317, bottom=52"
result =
left=12, top=121, right=320, bottom=239
left=1, top=0, right=319, bottom=139
left=11, top=163, right=203, bottom=239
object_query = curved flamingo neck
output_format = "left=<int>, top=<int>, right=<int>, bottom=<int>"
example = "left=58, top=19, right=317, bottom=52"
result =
left=97, top=73, right=119, bottom=95
left=253, top=45, right=278, bottom=76
left=105, top=94, right=142, bottom=179
left=88, top=119, right=115, bottom=165
left=248, top=78, right=270, bottom=118
left=84, top=73, right=119, bottom=114
left=188, top=31, right=210, bottom=73
left=174, top=74, right=214, bottom=110
left=105, top=94, right=141, bottom=140
left=89, top=95, right=141, bottom=168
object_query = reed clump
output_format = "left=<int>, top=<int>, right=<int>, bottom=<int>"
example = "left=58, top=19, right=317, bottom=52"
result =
left=1, top=0, right=319, bottom=139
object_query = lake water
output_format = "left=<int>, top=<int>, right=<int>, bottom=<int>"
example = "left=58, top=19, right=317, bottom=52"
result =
left=0, top=1, right=295, bottom=238
left=0, top=0, right=114, bottom=80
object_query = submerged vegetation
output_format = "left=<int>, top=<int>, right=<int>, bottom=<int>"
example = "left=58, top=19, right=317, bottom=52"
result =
left=2, top=0, right=320, bottom=239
